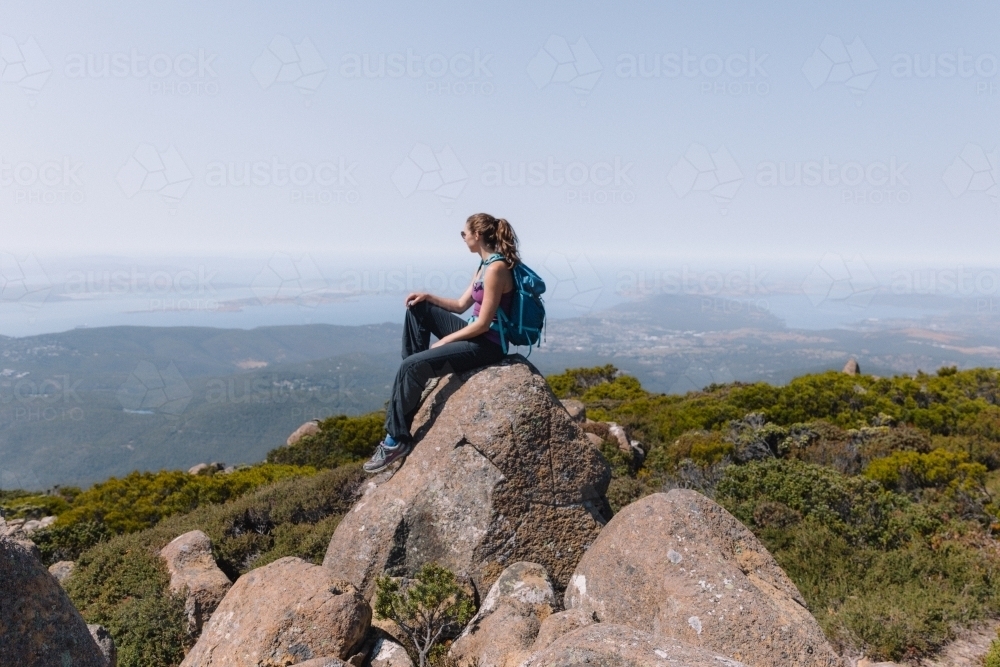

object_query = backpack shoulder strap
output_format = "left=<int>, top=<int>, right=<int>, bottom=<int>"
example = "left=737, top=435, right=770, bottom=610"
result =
left=477, top=253, right=505, bottom=280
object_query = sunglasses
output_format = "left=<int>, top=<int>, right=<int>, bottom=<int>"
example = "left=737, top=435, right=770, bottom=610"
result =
left=460, top=230, right=471, bottom=239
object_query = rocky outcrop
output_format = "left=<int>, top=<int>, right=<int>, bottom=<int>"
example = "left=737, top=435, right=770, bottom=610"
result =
left=531, top=608, right=595, bottom=653
left=323, top=357, right=611, bottom=597
left=565, top=490, right=842, bottom=667
left=0, top=536, right=108, bottom=667
left=843, top=359, right=860, bottom=375
left=450, top=561, right=556, bottom=667
left=88, top=624, right=118, bottom=667
left=49, top=559, right=76, bottom=584
left=181, top=556, right=371, bottom=666
left=288, top=419, right=322, bottom=446
left=1, top=514, right=56, bottom=539
left=188, top=462, right=225, bottom=475
left=520, top=624, right=747, bottom=667
left=159, top=530, right=232, bottom=636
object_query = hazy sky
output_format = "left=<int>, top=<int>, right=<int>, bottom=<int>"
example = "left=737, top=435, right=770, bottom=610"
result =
left=1, top=0, right=998, bottom=333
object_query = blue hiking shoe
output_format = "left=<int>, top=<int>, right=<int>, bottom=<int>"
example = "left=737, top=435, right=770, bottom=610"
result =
left=363, top=439, right=411, bottom=474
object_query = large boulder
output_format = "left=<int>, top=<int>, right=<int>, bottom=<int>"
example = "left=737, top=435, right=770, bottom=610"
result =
left=323, top=357, right=611, bottom=597
left=0, top=536, right=108, bottom=667
left=159, top=530, right=232, bottom=636
left=520, top=623, right=746, bottom=667
left=450, top=561, right=556, bottom=667
left=181, top=556, right=371, bottom=666
left=565, top=490, right=842, bottom=667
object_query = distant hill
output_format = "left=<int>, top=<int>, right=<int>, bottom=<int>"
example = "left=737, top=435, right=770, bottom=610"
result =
left=4, top=293, right=999, bottom=489
left=0, top=324, right=401, bottom=489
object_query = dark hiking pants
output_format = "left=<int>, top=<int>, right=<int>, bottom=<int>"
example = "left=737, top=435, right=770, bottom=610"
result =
left=385, top=299, right=505, bottom=441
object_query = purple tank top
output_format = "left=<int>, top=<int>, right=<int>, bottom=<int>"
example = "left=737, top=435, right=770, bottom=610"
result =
left=472, top=276, right=513, bottom=346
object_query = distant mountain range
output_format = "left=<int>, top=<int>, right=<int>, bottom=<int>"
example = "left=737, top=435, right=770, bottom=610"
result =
left=3, top=293, right=999, bottom=489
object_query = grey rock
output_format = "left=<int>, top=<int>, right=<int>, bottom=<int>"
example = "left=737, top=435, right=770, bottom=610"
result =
left=450, top=562, right=555, bottom=667
left=49, top=560, right=76, bottom=584
left=323, top=357, right=611, bottom=597
left=520, top=623, right=746, bottom=666
left=565, top=490, right=843, bottom=667
left=0, top=535, right=107, bottom=667
left=87, top=624, right=117, bottom=667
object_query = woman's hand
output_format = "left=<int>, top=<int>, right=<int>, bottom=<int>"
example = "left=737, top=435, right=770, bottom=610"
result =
left=405, top=292, right=430, bottom=308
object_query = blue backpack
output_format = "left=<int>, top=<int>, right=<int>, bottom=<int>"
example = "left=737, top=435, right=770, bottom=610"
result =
left=477, top=253, right=546, bottom=355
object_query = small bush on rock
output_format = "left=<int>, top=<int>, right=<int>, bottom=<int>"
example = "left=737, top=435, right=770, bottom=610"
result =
left=375, top=563, right=476, bottom=667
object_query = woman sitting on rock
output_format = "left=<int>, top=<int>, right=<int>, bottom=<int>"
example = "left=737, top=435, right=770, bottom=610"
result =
left=363, top=213, right=518, bottom=473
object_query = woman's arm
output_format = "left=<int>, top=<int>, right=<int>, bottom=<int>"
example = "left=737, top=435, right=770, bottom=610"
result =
left=431, top=263, right=507, bottom=348
left=405, top=277, right=475, bottom=313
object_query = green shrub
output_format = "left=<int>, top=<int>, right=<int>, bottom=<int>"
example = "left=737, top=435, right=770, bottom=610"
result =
left=716, top=458, right=911, bottom=548
left=985, top=631, right=1000, bottom=667
left=0, top=486, right=79, bottom=519
left=864, top=448, right=987, bottom=493
left=267, top=412, right=384, bottom=469
left=33, top=521, right=110, bottom=564
left=375, top=563, right=476, bottom=667
left=66, top=464, right=365, bottom=667
left=546, top=364, right=618, bottom=399
left=645, top=430, right=732, bottom=473
left=55, top=463, right=313, bottom=535
left=66, top=532, right=187, bottom=667
left=765, top=520, right=1000, bottom=660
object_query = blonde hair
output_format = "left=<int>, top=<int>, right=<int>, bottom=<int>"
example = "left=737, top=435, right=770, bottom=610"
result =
left=467, top=213, right=520, bottom=266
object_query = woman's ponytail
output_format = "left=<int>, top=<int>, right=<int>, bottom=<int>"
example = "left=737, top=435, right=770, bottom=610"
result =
left=467, top=213, right=520, bottom=266
left=494, top=218, right=520, bottom=266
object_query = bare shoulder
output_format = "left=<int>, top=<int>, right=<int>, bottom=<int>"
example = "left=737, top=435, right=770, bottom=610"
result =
left=485, top=259, right=513, bottom=287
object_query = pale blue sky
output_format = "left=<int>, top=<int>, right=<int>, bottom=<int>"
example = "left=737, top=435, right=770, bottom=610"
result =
left=0, top=0, right=998, bottom=333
